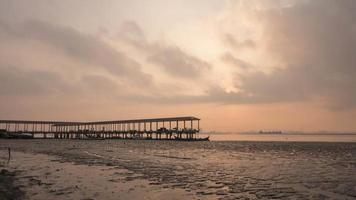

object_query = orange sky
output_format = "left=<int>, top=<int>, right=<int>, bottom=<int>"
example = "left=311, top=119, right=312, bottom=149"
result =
left=0, top=0, right=356, bottom=132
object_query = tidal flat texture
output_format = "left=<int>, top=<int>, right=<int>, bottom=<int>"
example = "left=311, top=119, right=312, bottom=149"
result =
left=0, top=140, right=356, bottom=200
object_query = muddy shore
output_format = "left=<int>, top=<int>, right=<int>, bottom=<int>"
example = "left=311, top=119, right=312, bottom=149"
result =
left=0, top=150, right=192, bottom=200
left=0, top=166, right=25, bottom=200
left=1, top=139, right=356, bottom=200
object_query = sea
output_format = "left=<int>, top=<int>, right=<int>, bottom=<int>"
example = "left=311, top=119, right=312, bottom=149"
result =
left=1, top=133, right=356, bottom=199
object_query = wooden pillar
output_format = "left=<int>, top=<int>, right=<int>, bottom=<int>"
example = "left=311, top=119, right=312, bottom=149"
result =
left=54, top=126, right=57, bottom=139
left=124, top=123, right=126, bottom=138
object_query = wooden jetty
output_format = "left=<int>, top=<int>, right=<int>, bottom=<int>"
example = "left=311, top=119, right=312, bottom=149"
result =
left=0, top=116, right=208, bottom=141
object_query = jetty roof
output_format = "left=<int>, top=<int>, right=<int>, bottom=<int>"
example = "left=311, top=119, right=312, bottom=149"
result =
left=54, top=116, right=200, bottom=126
left=0, top=120, right=78, bottom=125
left=0, top=116, right=200, bottom=126
left=85, top=116, right=199, bottom=125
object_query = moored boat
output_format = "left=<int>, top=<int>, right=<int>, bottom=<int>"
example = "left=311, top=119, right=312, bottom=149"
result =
left=174, top=136, right=210, bottom=141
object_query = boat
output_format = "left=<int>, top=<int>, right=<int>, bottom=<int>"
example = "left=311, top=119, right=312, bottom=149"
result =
left=174, top=136, right=210, bottom=141
left=259, top=131, right=282, bottom=134
left=0, top=132, right=34, bottom=139
left=83, top=133, right=105, bottom=140
left=195, top=136, right=210, bottom=141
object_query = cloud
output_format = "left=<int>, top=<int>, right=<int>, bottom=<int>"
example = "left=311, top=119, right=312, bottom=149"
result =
left=0, top=18, right=212, bottom=105
left=147, top=45, right=210, bottom=78
left=0, top=63, right=127, bottom=98
left=221, top=53, right=252, bottom=69
left=223, top=34, right=256, bottom=49
left=118, top=21, right=147, bottom=45
left=118, top=21, right=211, bottom=79
left=1, top=1, right=355, bottom=111
left=205, top=0, right=356, bottom=109
left=80, top=75, right=120, bottom=93
left=0, top=18, right=158, bottom=104
left=0, top=65, right=75, bottom=95
left=0, top=19, right=152, bottom=86
left=132, top=0, right=356, bottom=109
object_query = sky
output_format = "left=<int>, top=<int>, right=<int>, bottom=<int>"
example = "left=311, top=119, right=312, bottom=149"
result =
left=0, top=0, right=356, bottom=132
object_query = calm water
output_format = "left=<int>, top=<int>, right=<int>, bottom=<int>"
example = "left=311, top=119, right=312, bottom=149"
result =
left=1, top=137, right=356, bottom=199
left=205, top=133, right=356, bottom=142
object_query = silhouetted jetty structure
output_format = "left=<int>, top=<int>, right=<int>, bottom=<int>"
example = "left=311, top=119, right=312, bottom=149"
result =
left=0, top=116, right=209, bottom=141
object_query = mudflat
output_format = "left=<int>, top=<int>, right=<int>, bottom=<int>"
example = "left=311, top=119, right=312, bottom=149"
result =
left=1, top=139, right=356, bottom=199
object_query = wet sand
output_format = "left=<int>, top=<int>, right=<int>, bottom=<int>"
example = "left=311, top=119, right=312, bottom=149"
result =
left=0, top=151, right=192, bottom=200
left=1, top=139, right=356, bottom=199
left=0, top=167, right=25, bottom=200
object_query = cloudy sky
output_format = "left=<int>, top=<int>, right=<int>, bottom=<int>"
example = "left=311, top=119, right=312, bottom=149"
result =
left=0, top=0, right=355, bottom=132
